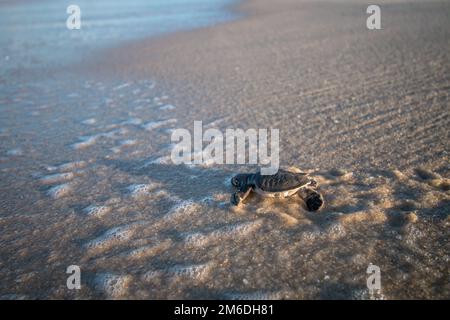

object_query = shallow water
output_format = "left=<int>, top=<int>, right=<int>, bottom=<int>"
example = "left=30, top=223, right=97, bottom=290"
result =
left=0, top=0, right=238, bottom=73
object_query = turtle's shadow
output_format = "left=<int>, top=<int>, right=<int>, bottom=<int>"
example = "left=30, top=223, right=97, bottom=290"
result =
left=99, top=159, right=328, bottom=223
left=100, top=158, right=236, bottom=204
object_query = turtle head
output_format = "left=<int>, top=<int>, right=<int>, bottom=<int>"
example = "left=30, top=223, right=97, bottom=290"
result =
left=231, top=173, right=250, bottom=189
left=308, top=179, right=318, bottom=188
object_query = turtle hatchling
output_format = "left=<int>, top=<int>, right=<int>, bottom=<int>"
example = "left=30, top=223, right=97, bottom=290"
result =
left=230, top=168, right=324, bottom=211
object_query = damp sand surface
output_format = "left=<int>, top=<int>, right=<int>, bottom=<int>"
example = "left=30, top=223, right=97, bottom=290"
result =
left=0, top=0, right=449, bottom=299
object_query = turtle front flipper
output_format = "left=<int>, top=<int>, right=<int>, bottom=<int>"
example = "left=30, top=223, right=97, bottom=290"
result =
left=231, top=185, right=252, bottom=206
left=297, top=187, right=323, bottom=211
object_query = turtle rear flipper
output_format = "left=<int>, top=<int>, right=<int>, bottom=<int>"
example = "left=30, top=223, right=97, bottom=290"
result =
left=305, top=191, right=323, bottom=211
left=298, top=187, right=323, bottom=211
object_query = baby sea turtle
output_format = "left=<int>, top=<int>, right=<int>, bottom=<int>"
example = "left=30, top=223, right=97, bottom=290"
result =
left=230, top=168, right=324, bottom=211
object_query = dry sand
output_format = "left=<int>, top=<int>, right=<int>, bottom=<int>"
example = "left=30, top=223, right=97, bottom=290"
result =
left=1, top=0, right=449, bottom=299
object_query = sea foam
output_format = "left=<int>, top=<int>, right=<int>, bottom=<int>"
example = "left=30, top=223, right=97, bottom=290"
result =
left=93, top=273, right=132, bottom=298
left=39, top=172, right=74, bottom=185
left=47, top=183, right=72, bottom=199
left=142, top=119, right=177, bottom=131
left=86, top=225, right=134, bottom=250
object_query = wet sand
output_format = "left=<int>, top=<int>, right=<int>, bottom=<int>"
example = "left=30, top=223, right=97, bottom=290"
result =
left=85, top=0, right=450, bottom=172
left=1, top=0, right=449, bottom=299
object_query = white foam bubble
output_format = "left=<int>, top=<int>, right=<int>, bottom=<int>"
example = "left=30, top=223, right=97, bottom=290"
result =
left=164, top=200, right=199, bottom=221
left=103, top=128, right=128, bottom=138
left=144, top=155, right=172, bottom=166
left=165, top=128, right=177, bottom=135
left=55, top=161, right=87, bottom=172
left=127, top=245, right=154, bottom=258
left=111, top=140, right=138, bottom=153
left=85, top=225, right=134, bottom=250
left=142, top=270, right=164, bottom=282
left=217, top=219, right=263, bottom=237
left=184, top=232, right=210, bottom=247
left=81, top=118, right=96, bottom=125
left=142, top=119, right=177, bottom=131
left=113, top=82, right=131, bottom=91
left=299, top=227, right=322, bottom=243
left=143, top=262, right=213, bottom=282
left=223, top=291, right=285, bottom=300
left=120, top=139, right=137, bottom=147
left=111, top=147, right=121, bottom=154
left=39, top=172, right=74, bottom=185
left=72, top=135, right=98, bottom=150
left=299, top=223, right=346, bottom=243
left=120, top=118, right=142, bottom=126
left=83, top=205, right=111, bottom=217
left=93, top=273, right=132, bottom=298
left=169, top=263, right=212, bottom=280
left=127, top=183, right=158, bottom=197
left=205, top=118, right=226, bottom=128
left=326, top=222, right=346, bottom=240
left=47, top=183, right=72, bottom=199
left=160, top=104, right=175, bottom=111
left=6, top=148, right=23, bottom=156
left=72, top=129, right=126, bottom=150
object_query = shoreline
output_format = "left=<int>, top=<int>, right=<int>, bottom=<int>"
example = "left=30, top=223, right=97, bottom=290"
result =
left=0, top=0, right=240, bottom=80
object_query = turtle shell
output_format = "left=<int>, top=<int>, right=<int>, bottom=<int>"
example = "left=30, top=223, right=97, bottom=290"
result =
left=254, top=169, right=311, bottom=192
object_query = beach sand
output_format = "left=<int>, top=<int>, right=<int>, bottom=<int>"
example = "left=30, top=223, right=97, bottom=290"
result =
left=84, top=0, right=450, bottom=171
left=0, top=0, right=449, bottom=299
